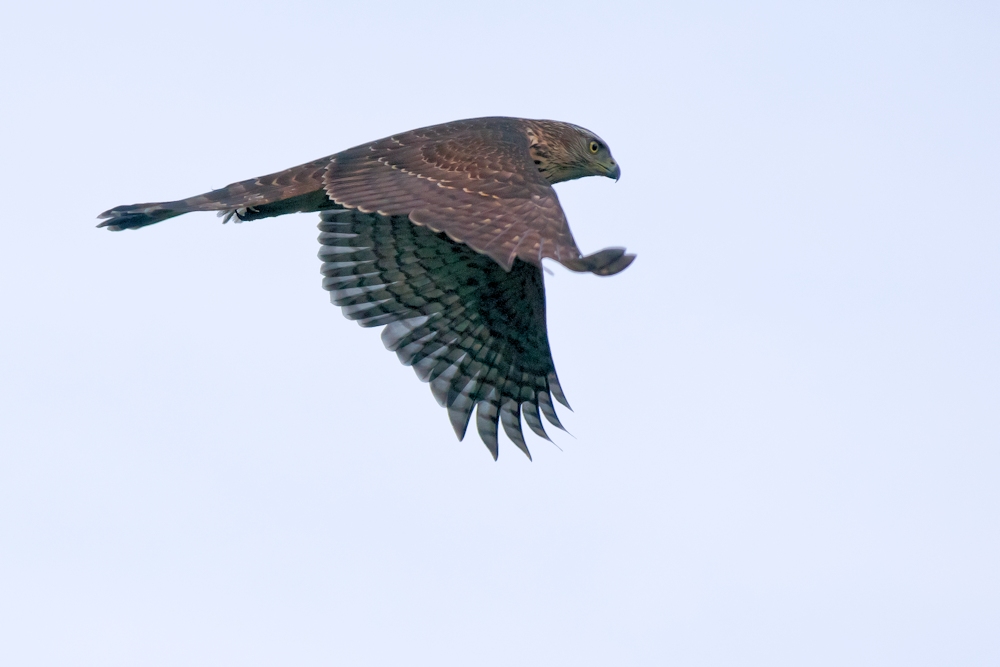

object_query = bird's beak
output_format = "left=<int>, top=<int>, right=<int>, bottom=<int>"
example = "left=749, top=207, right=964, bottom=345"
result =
left=607, top=163, right=621, bottom=182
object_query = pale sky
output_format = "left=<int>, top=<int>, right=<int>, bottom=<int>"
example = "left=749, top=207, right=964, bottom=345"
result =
left=1, top=2, right=997, bottom=665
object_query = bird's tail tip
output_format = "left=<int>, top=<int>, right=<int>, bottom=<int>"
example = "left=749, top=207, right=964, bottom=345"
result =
left=96, top=203, right=183, bottom=231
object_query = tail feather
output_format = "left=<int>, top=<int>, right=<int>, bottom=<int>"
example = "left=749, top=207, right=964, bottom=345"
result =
left=98, top=156, right=333, bottom=231
left=217, top=190, right=345, bottom=223
left=97, top=204, right=187, bottom=230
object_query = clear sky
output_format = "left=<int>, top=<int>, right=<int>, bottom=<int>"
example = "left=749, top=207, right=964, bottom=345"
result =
left=1, top=2, right=997, bottom=665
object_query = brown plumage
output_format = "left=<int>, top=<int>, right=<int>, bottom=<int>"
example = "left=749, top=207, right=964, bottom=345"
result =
left=99, top=117, right=635, bottom=459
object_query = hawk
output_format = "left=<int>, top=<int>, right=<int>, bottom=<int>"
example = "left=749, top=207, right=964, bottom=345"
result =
left=99, top=117, right=635, bottom=459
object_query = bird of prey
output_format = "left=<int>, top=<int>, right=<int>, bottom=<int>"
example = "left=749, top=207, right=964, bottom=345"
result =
left=99, top=117, right=634, bottom=460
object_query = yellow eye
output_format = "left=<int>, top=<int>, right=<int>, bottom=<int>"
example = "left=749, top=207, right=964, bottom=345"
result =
left=589, top=141, right=601, bottom=154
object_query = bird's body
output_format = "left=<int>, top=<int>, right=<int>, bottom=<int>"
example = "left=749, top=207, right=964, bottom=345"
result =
left=100, top=117, right=634, bottom=459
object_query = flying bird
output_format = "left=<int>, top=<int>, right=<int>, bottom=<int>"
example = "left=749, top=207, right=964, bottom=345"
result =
left=99, top=117, right=635, bottom=460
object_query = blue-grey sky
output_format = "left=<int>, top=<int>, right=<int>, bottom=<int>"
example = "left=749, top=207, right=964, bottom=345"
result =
left=1, top=2, right=997, bottom=665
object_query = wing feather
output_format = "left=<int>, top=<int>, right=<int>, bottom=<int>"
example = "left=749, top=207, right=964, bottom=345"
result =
left=319, top=209, right=566, bottom=459
left=323, top=118, right=595, bottom=272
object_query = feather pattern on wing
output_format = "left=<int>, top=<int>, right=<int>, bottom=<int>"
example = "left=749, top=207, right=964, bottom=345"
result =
left=321, top=119, right=581, bottom=271
left=318, top=209, right=570, bottom=459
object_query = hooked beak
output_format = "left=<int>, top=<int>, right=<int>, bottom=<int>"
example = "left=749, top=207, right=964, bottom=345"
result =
left=607, top=162, right=621, bottom=182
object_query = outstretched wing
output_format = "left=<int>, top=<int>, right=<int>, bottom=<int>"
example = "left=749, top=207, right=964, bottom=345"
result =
left=319, top=208, right=570, bottom=459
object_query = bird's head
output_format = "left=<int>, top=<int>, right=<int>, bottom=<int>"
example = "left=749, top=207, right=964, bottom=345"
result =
left=526, top=120, right=620, bottom=185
